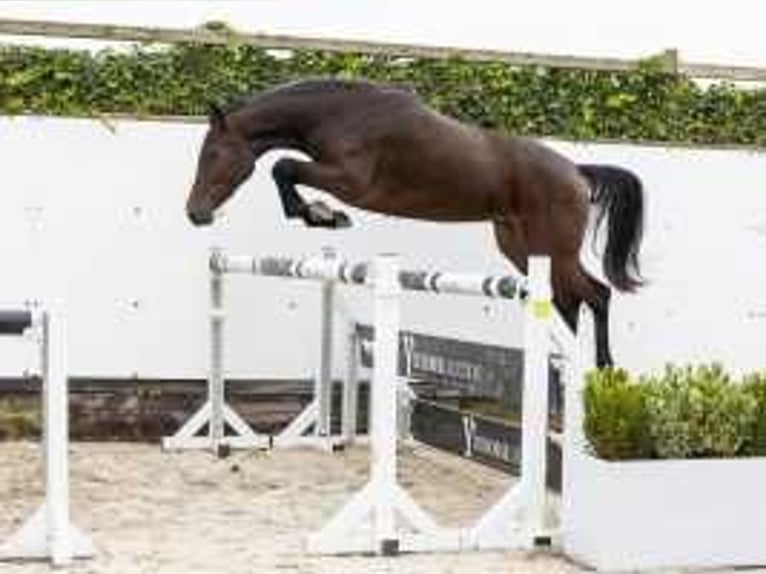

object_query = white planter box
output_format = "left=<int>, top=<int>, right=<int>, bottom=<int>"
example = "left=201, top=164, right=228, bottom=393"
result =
left=563, top=452, right=766, bottom=572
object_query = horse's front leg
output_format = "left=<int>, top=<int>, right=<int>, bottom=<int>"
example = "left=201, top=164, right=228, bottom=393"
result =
left=271, top=158, right=352, bottom=228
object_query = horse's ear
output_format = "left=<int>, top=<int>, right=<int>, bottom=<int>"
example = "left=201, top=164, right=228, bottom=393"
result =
left=208, top=103, right=227, bottom=130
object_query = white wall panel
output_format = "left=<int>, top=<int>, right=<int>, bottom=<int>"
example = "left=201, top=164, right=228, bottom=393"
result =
left=0, top=116, right=764, bottom=379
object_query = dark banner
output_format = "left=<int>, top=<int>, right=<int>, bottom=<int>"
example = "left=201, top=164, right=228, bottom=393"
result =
left=411, top=399, right=562, bottom=492
left=356, top=324, right=522, bottom=401
left=355, top=324, right=563, bottom=417
left=467, top=414, right=522, bottom=473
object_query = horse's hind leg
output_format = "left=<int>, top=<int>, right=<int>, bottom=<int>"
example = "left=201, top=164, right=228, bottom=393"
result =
left=496, top=217, right=611, bottom=366
left=563, top=264, right=613, bottom=368
left=587, top=273, right=613, bottom=368
left=551, top=275, right=584, bottom=337
left=271, top=158, right=353, bottom=228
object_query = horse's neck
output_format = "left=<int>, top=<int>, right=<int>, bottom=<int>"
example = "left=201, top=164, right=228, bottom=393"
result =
left=232, top=98, right=319, bottom=157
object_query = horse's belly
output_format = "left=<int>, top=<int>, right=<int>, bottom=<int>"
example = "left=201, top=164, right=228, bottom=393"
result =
left=362, top=181, right=497, bottom=222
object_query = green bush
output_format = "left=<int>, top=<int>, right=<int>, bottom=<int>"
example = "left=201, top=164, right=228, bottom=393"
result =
left=583, top=368, right=653, bottom=460
left=646, top=364, right=756, bottom=458
left=1, top=42, right=766, bottom=147
left=584, top=364, right=766, bottom=460
left=742, top=372, right=766, bottom=456
left=0, top=398, right=41, bottom=440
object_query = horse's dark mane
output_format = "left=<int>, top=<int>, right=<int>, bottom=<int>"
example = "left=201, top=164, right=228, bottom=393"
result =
left=221, top=78, right=415, bottom=115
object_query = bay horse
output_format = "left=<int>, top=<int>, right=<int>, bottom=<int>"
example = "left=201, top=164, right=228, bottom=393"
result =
left=185, top=79, right=644, bottom=368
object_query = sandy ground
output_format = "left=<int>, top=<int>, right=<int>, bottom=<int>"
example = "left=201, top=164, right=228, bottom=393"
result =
left=4, top=442, right=763, bottom=574
left=0, top=441, right=591, bottom=574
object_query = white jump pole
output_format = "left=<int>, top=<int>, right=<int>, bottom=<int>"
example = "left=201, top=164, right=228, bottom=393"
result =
left=518, top=256, right=554, bottom=542
left=341, top=322, right=360, bottom=444
left=370, top=253, right=401, bottom=552
left=560, top=305, right=589, bottom=557
left=316, top=248, right=336, bottom=438
left=0, top=308, right=94, bottom=566
left=461, top=256, right=554, bottom=550
left=210, top=256, right=225, bottom=454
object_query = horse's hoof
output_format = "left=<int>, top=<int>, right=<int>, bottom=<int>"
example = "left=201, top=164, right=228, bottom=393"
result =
left=303, top=201, right=350, bottom=229
left=302, top=201, right=331, bottom=226
left=331, top=211, right=352, bottom=228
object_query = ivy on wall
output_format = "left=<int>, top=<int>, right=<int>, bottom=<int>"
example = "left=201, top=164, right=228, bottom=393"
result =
left=1, top=42, right=765, bottom=146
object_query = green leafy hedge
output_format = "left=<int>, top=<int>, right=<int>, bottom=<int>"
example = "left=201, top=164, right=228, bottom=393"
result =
left=2, top=41, right=766, bottom=146
left=585, top=365, right=766, bottom=460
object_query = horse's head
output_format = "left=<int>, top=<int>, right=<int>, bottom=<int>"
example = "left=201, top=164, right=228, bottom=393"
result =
left=186, top=104, right=256, bottom=226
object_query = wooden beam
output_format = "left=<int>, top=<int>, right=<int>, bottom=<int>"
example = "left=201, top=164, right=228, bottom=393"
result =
left=1, top=18, right=765, bottom=82
left=0, top=17, right=653, bottom=72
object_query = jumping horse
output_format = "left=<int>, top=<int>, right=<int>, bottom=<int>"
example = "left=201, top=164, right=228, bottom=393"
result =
left=185, top=79, right=644, bottom=368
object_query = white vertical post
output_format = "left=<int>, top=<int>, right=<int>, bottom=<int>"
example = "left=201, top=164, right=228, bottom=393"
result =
left=520, top=256, right=553, bottom=542
left=561, top=318, right=588, bottom=457
left=371, top=254, right=401, bottom=553
left=316, top=247, right=336, bottom=437
left=397, top=335, right=415, bottom=441
left=42, top=309, right=72, bottom=565
left=209, top=250, right=225, bottom=455
left=342, top=323, right=360, bottom=444
left=561, top=310, right=589, bottom=546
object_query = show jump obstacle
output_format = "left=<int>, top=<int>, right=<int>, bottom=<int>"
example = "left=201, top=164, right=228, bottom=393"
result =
left=0, top=308, right=94, bottom=566
left=308, top=254, right=584, bottom=555
left=165, top=248, right=585, bottom=555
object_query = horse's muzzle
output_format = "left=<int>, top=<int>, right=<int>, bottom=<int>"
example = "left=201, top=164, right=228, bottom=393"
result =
left=187, top=208, right=214, bottom=226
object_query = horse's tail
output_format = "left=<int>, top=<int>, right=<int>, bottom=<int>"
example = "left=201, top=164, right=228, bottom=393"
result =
left=578, top=164, right=645, bottom=292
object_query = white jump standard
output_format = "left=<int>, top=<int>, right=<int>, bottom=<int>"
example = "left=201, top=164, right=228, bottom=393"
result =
left=0, top=308, right=94, bottom=566
left=162, top=248, right=359, bottom=456
left=308, top=254, right=578, bottom=555
left=162, top=255, right=268, bottom=456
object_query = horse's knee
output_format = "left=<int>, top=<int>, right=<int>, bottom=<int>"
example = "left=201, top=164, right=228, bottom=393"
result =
left=272, top=157, right=299, bottom=183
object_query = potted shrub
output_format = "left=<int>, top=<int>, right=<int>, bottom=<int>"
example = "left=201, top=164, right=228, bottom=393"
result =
left=564, top=365, right=766, bottom=572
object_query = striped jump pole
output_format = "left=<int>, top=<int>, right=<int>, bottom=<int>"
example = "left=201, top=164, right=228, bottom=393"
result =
left=0, top=307, right=94, bottom=566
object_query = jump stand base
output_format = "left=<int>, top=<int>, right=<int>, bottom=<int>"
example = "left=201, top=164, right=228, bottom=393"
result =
left=307, top=478, right=463, bottom=555
left=308, top=479, right=559, bottom=556
left=161, top=400, right=270, bottom=454
left=162, top=398, right=345, bottom=455
left=0, top=504, right=94, bottom=566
